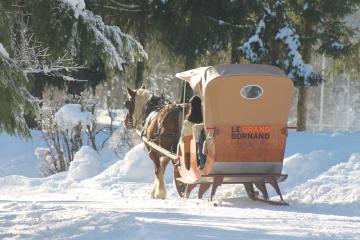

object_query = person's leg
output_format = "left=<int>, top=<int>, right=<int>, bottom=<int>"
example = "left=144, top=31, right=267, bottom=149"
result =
left=197, top=128, right=206, bottom=170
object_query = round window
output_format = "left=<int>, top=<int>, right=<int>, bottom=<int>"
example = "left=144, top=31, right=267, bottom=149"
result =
left=240, top=85, right=263, bottom=100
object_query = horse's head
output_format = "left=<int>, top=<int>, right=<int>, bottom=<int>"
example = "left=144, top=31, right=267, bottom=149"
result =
left=125, top=85, right=169, bottom=129
left=124, top=84, right=153, bottom=129
left=124, top=86, right=137, bottom=129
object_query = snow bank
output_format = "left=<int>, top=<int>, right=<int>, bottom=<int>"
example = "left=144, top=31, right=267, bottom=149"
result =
left=282, top=150, right=338, bottom=191
left=67, top=146, right=102, bottom=182
left=54, top=104, right=92, bottom=131
left=89, top=143, right=172, bottom=188
left=0, top=43, right=9, bottom=58
left=287, top=153, right=360, bottom=205
left=91, top=144, right=153, bottom=185
left=0, top=131, right=44, bottom=177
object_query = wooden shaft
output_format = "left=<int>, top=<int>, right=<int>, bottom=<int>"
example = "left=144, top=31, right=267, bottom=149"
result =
left=136, top=130, right=178, bottom=160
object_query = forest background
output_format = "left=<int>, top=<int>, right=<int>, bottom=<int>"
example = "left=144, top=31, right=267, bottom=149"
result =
left=1, top=0, right=360, bottom=140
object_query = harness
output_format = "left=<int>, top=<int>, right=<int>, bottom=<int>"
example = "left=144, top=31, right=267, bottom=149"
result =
left=139, top=94, right=170, bottom=137
left=141, top=109, right=159, bottom=137
left=142, top=95, right=170, bottom=122
left=128, top=92, right=184, bottom=152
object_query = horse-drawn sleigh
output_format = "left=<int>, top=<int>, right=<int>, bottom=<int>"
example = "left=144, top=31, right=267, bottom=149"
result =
left=125, top=64, right=293, bottom=205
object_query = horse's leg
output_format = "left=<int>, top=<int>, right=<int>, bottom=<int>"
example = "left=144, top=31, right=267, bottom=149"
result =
left=148, top=149, right=170, bottom=199
left=151, top=156, right=170, bottom=199
left=154, top=156, right=170, bottom=199
left=148, top=149, right=160, bottom=199
left=160, top=156, right=171, bottom=174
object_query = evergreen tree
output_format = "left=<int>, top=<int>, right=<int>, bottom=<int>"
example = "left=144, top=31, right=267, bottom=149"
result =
left=239, top=0, right=360, bottom=131
left=152, top=0, right=230, bottom=101
left=87, top=0, right=151, bottom=88
left=0, top=0, right=146, bottom=84
left=0, top=48, right=37, bottom=137
left=0, top=0, right=146, bottom=136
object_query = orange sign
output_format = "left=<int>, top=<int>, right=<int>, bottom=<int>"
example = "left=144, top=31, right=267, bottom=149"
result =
left=231, top=125, right=271, bottom=140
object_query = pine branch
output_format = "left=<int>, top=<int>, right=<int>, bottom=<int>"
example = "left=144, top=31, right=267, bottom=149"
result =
left=203, top=15, right=253, bottom=29
left=109, top=0, right=141, bottom=10
left=93, top=4, right=143, bottom=13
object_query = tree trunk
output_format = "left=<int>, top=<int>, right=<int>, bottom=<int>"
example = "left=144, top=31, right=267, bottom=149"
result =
left=296, top=86, right=308, bottom=131
left=180, top=2, right=202, bottom=103
left=230, top=34, right=240, bottom=64
left=181, top=56, right=196, bottom=103
left=296, top=19, right=312, bottom=131
left=135, top=3, right=147, bottom=88
left=135, top=62, right=145, bottom=89
left=25, top=76, right=44, bottom=129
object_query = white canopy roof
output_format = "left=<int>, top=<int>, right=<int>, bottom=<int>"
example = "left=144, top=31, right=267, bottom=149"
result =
left=175, top=64, right=285, bottom=95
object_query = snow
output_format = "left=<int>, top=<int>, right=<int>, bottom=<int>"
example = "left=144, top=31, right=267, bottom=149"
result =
left=95, top=109, right=126, bottom=126
left=79, top=10, right=147, bottom=70
left=67, top=146, right=103, bottom=182
left=239, top=18, right=267, bottom=62
left=88, top=143, right=172, bottom=188
left=264, top=4, right=276, bottom=17
left=303, top=2, right=310, bottom=10
left=62, top=0, right=85, bottom=10
left=0, top=42, right=9, bottom=58
left=61, top=0, right=86, bottom=18
left=54, top=104, right=92, bottom=131
left=332, top=42, right=345, bottom=50
left=275, top=25, right=314, bottom=83
left=59, top=0, right=147, bottom=73
left=288, top=153, right=360, bottom=205
left=275, top=0, right=284, bottom=6
left=0, top=131, right=359, bottom=239
left=282, top=150, right=336, bottom=191
left=0, top=131, right=44, bottom=177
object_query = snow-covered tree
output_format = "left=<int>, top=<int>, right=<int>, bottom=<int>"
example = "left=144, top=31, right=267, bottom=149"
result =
left=239, top=0, right=360, bottom=131
left=0, top=0, right=147, bottom=136
left=29, top=0, right=146, bottom=81
left=0, top=44, right=38, bottom=137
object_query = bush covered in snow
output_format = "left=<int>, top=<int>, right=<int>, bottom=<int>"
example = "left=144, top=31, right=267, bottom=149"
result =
left=67, top=146, right=102, bottom=182
left=54, top=104, right=92, bottom=131
left=37, top=94, right=100, bottom=176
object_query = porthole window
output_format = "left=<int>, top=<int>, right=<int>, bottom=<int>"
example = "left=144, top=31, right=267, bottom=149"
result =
left=240, top=85, right=263, bottom=100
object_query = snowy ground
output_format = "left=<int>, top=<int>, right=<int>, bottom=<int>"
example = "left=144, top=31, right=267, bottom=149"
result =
left=0, top=131, right=359, bottom=239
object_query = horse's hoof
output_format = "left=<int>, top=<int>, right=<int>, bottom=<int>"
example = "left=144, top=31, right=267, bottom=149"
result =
left=153, top=193, right=166, bottom=199
left=154, top=195, right=166, bottom=200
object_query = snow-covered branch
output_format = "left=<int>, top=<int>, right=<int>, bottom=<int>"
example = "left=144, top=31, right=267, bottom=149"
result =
left=92, top=4, right=143, bottom=13
left=0, top=43, right=9, bottom=58
left=275, top=25, right=318, bottom=85
left=239, top=16, right=267, bottom=62
left=11, top=16, right=87, bottom=82
left=0, top=44, right=39, bottom=137
left=55, top=0, right=147, bottom=78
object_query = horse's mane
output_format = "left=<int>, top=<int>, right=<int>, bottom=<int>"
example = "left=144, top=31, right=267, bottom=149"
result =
left=133, top=89, right=152, bottom=128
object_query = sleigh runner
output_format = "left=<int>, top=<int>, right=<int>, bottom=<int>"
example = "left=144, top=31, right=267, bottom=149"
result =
left=125, top=64, right=293, bottom=204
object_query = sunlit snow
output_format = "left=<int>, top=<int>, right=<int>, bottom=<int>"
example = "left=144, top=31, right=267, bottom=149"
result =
left=0, top=131, right=359, bottom=239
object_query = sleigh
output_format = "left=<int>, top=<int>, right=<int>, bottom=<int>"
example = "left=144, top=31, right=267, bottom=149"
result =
left=141, top=64, right=294, bottom=204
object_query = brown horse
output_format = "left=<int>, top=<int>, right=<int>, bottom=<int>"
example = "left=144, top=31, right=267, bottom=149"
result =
left=124, top=86, right=187, bottom=199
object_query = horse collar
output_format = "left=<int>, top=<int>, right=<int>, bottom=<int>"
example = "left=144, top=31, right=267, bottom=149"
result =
left=143, top=95, right=168, bottom=117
